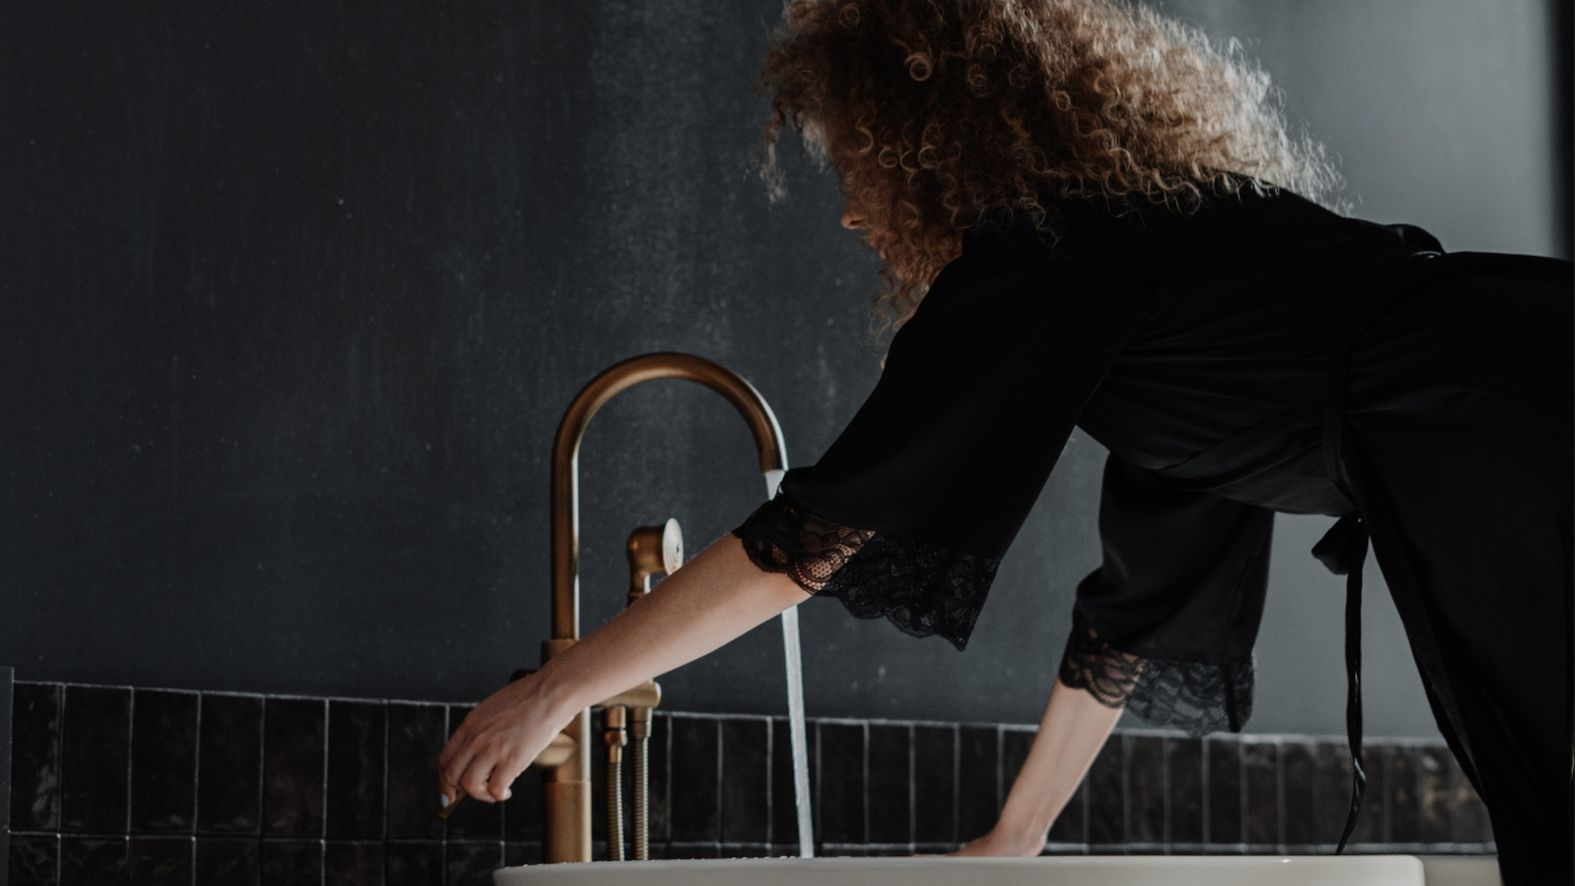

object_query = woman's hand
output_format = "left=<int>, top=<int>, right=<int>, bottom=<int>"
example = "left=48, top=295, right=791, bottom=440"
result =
left=942, top=823, right=1047, bottom=857
left=437, top=673, right=570, bottom=807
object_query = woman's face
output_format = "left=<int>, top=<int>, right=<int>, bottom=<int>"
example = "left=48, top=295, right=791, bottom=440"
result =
left=838, top=177, right=887, bottom=258
left=840, top=198, right=868, bottom=233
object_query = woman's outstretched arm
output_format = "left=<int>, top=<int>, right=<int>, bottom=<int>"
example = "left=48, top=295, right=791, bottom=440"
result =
left=437, top=532, right=808, bottom=807
left=951, top=675, right=1125, bottom=856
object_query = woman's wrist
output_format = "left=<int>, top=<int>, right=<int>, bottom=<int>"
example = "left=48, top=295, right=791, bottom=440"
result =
left=529, top=657, right=588, bottom=724
left=989, top=813, right=1050, bottom=855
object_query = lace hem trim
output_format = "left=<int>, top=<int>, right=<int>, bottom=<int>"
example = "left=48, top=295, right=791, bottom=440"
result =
left=730, top=489, right=1001, bottom=652
left=1058, top=608, right=1255, bottom=735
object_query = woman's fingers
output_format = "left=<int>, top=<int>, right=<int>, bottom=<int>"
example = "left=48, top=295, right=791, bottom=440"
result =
left=439, top=731, right=484, bottom=804
left=487, top=751, right=531, bottom=803
left=457, top=750, right=500, bottom=802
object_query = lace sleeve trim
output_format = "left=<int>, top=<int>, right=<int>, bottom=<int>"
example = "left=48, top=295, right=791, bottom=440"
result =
left=1058, top=607, right=1255, bottom=735
left=729, top=489, right=1001, bottom=652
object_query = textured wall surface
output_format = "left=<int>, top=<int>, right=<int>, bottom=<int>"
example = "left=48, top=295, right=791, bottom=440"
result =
left=1, top=1, right=1566, bottom=738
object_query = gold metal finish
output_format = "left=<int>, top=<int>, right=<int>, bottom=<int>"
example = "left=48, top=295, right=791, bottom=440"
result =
left=599, top=519, right=680, bottom=861
left=533, top=351, right=790, bottom=864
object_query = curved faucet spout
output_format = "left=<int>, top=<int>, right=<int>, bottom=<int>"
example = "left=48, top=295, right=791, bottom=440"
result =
left=550, top=350, right=789, bottom=641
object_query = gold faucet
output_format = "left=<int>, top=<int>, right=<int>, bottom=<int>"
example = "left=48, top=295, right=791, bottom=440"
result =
left=533, top=351, right=789, bottom=863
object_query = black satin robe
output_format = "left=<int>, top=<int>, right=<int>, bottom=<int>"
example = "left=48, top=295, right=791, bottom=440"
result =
left=730, top=185, right=1571, bottom=884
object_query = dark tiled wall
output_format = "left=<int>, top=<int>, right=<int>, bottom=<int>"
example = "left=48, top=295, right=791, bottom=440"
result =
left=7, top=681, right=1494, bottom=885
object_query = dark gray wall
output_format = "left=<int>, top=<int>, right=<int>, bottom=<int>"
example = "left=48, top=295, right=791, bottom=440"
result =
left=2, top=1, right=1566, bottom=740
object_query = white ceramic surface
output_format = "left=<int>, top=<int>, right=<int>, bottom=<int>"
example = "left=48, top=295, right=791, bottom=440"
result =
left=493, top=854, right=1442, bottom=886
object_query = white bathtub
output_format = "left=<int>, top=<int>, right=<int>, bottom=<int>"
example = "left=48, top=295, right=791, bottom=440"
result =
left=494, top=854, right=1503, bottom=886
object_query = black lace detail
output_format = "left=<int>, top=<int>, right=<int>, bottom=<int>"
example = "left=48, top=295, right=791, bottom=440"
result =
left=730, top=490, right=1001, bottom=651
left=1058, top=608, right=1255, bottom=735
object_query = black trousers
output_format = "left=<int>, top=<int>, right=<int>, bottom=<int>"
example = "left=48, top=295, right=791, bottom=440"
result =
left=1343, top=251, right=1572, bottom=886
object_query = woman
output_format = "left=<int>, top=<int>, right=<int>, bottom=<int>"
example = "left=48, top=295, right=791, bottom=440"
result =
left=439, top=2, right=1571, bottom=883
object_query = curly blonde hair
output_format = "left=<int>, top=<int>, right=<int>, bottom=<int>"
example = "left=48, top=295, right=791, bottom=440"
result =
left=750, top=0, right=1348, bottom=344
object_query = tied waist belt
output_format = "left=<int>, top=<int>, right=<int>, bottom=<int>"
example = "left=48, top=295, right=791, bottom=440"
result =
left=1311, top=509, right=1368, bottom=853
left=1311, top=246, right=1443, bottom=854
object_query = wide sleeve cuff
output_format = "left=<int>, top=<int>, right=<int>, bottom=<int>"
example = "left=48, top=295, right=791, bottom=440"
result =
left=1057, top=607, right=1255, bottom=735
left=730, top=488, right=1002, bottom=652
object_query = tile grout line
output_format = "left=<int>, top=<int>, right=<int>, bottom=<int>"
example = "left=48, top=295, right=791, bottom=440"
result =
left=189, top=692, right=203, bottom=885
left=764, top=715, right=774, bottom=848
left=864, top=722, right=873, bottom=846
left=320, top=697, right=329, bottom=882
left=1199, top=735, right=1211, bottom=846
left=124, top=688, right=136, bottom=839
left=905, top=723, right=915, bottom=851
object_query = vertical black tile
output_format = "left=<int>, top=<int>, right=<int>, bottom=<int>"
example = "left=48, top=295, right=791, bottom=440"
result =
left=194, top=838, right=260, bottom=885
left=262, top=698, right=325, bottom=837
left=8, top=833, right=59, bottom=885
left=669, top=715, right=720, bottom=843
left=1351, top=739, right=1387, bottom=845
left=446, top=841, right=503, bottom=886
left=324, top=842, right=383, bottom=883
left=197, top=693, right=264, bottom=835
left=383, top=842, right=443, bottom=885
left=1387, top=743, right=1419, bottom=843
left=1165, top=736, right=1203, bottom=846
left=60, top=685, right=131, bottom=833
left=10, top=682, right=63, bottom=831
left=815, top=722, right=865, bottom=846
left=1416, top=744, right=1452, bottom=844
left=1047, top=777, right=1088, bottom=847
left=1309, top=740, right=1357, bottom=847
left=1205, top=737, right=1242, bottom=846
left=325, top=700, right=385, bottom=839
left=500, top=752, right=546, bottom=843
left=444, top=705, right=503, bottom=841
left=1445, top=752, right=1492, bottom=844
left=769, top=716, right=814, bottom=848
left=500, top=760, right=546, bottom=844
left=1085, top=733, right=1123, bottom=846
left=720, top=717, right=770, bottom=845
left=1126, top=733, right=1165, bottom=845
left=865, top=724, right=911, bottom=846
left=1285, top=739, right=1323, bottom=849
left=503, top=841, right=543, bottom=866
left=955, top=725, right=998, bottom=844
left=260, top=839, right=322, bottom=885
left=1280, top=739, right=1318, bottom=846
left=1240, top=738, right=1280, bottom=849
left=130, top=689, right=199, bottom=833
left=912, top=724, right=956, bottom=846
left=129, top=836, right=194, bottom=882
left=385, top=702, right=446, bottom=839
left=59, top=836, right=128, bottom=886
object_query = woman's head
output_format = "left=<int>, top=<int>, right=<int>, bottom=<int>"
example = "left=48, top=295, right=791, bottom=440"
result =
left=752, top=0, right=1346, bottom=336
